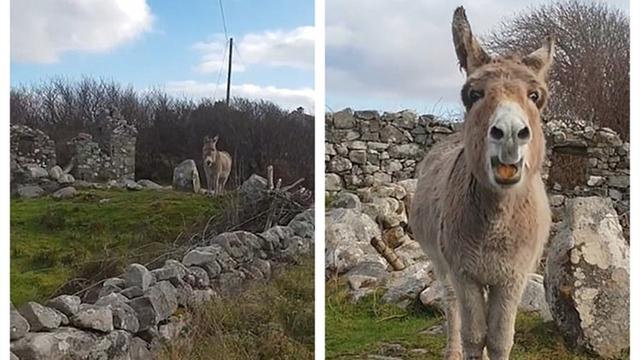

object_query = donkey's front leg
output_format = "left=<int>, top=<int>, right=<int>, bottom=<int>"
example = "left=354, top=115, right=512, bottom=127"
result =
left=441, top=280, right=462, bottom=360
left=212, top=174, right=219, bottom=196
left=486, top=276, right=527, bottom=360
left=452, top=276, right=487, bottom=360
left=204, top=170, right=211, bottom=196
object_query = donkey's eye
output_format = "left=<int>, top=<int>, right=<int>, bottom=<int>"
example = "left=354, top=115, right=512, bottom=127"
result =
left=469, top=89, right=484, bottom=103
left=528, top=90, right=540, bottom=103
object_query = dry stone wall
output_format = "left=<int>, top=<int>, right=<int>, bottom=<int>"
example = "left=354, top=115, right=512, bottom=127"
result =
left=326, top=108, right=629, bottom=237
left=543, top=119, right=629, bottom=237
left=325, top=108, right=458, bottom=190
left=10, top=208, right=314, bottom=360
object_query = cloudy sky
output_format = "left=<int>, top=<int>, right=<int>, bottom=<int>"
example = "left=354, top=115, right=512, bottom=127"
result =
left=326, top=0, right=629, bottom=116
left=10, top=0, right=314, bottom=112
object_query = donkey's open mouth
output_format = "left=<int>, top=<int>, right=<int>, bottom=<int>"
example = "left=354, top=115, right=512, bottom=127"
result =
left=491, top=156, right=523, bottom=186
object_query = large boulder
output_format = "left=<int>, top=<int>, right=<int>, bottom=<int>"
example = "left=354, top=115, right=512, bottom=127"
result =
left=325, top=208, right=385, bottom=275
left=237, top=174, right=268, bottom=203
left=545, top=197, right=629, bottom=358
left=172, top=159, right=201, bottom=193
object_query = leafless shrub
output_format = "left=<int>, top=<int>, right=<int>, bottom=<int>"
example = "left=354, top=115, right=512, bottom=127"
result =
left=485, top=0, right=629, bottom=139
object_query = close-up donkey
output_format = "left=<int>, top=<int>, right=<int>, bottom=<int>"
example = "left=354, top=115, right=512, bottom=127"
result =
left=410, top=6, right=554, bottom=360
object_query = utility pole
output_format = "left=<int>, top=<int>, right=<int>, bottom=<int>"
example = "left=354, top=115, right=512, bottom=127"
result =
left=226, top=37, right=233, bottom=106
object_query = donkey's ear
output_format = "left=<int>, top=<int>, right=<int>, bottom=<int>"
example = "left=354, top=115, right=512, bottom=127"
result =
left=523, top=35, right=555, bottom=78
left=452, top=6, right=491, bottom=75
left=212, top=135, right=219, bottom=142
left=204, top=135, right=210, bottom=142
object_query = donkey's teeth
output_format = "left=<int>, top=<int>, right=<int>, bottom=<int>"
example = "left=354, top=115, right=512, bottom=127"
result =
left=496, top=163, right=518, bottom=179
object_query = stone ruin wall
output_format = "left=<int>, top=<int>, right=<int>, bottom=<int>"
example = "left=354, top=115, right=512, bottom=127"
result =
left=10, top=125, right=57, bottom=170
left=325, top=108, right=630, bottom=236
left=10, top=112, right=137, bottom=183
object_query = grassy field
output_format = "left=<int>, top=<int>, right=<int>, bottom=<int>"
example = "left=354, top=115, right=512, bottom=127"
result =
left=159, top=256, right=314, bottom=360
left=326, top=279, right=604, bottom=360
left=10, top=188, right=221, bottom=305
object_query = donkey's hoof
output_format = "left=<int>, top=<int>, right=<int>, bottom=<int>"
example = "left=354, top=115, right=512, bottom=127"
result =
left=444, top=349, right=462, bottom=360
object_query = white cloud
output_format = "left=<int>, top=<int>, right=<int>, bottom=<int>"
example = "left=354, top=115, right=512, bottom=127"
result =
left=163, top=80, right=314, bottom=112
left=11, top=0, right=153, bottom=63
left=194, top=26, right=314, bottom=74
left=326, top=0, right=629, bottom=111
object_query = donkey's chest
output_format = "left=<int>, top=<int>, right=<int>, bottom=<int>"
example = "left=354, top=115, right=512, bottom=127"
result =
left=450, top=219, right=537, bottom=285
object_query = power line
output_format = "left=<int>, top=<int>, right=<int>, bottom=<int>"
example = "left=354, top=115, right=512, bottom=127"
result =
left=213, top=38, right=228, bottom=101
left=218, top=0, right=229, bottom=42
left=233, top=41, right=245, bottom=68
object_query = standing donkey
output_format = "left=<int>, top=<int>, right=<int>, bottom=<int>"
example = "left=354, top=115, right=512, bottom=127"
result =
left=409, top=7, right=553, bottom=360
left=202, top=135, right=232, bottom=195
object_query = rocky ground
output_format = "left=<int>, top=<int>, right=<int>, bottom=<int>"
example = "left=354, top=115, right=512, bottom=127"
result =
left=325, top=182, right=629, bottom=359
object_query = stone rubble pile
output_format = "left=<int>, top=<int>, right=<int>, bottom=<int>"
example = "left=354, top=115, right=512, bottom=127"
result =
left=326, top=184, right=551, bottom=319
left=11, top=159, right=166, bottom=200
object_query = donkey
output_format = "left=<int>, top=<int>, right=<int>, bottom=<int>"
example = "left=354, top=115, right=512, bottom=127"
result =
left=409, top=7, right=553, bottom=360
left=202, top=135, right=232, bottom=195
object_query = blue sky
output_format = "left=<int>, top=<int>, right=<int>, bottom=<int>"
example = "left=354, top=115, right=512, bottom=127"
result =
left=10, top=0, right=314, bottom=111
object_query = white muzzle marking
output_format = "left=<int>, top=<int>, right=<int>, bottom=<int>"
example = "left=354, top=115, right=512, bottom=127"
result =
left=486, top=101, right=530, bottom=187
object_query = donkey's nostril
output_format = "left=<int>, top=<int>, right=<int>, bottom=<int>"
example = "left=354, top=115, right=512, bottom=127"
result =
left=517, top=127, right=530, bottom=140
left=490, top=126, right=504, bottom=140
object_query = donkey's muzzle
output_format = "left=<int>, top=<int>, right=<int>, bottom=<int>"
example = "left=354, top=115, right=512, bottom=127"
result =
left=491, top=156, right=523, bottom=186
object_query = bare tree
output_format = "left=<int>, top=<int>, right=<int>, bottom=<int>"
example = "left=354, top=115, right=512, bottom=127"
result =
left=485, top=0, right=629, bottom=139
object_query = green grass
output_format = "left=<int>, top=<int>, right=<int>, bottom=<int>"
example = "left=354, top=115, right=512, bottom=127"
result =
left=326, top=279, right=606, bottom=360
left=11, top=188, right=221, bottom=305
left=159, top=256, right=314, bottom=360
